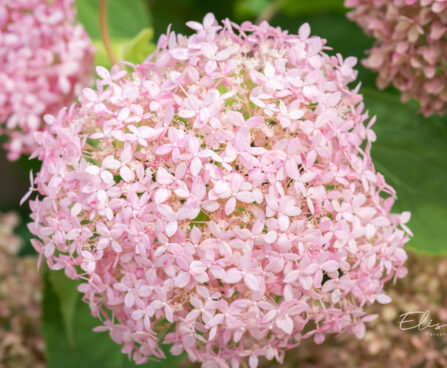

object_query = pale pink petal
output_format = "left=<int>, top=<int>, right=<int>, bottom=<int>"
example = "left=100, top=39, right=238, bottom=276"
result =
left=102, top=156, right=121, bottom=170
left=170, top=48, right=189, bottom=60
left=165, top=221, right=178, bottom=237
left=190, top=157, right=202, bottom=175
left=120, top=166, right=135, bottom=182
left=224, top=268, right=243, bottom=283
left=244, top=273, right=260, bottom=291
left=225, top=197, right=236, bottom=216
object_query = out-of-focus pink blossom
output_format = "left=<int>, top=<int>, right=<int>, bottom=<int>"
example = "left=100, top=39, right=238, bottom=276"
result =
left=346, top=0, right=447, bottom=116
left=0, top=213, right=44, bottom=368
left=0, top=0, right=94, bottom=160
left=28, top=13, right=410, bottom=367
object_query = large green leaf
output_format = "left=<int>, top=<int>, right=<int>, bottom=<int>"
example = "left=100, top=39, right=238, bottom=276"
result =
left=43, top=271, right=183, bottom=368
left=48, top=270, right=80, bottom=349
left=364, top=89, right=447, bottom=255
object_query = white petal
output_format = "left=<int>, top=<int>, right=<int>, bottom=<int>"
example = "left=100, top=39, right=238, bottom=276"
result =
left=165, top=221, right=178, bottom=237
left=120, top=166, right=135, bottom=182
left=244, top=273, right=260, bottom=291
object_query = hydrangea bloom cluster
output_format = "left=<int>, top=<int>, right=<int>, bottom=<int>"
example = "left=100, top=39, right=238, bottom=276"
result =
left=249, top=252, right=447, bottom=368
left=0, top=0, right=94, bottom=160
left=0, top=213, right=44, bottom=368
left=345, top=0, right=447, bottom=116
left=28, top=14, right=410, bottom=367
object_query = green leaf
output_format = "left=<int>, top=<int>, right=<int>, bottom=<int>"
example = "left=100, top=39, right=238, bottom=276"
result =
left=75, top=0, right=152, bottom=40
left=16, top=215, right=35, bottom=256
left=92, top=31, right=156, bottom=69
left=43, top=271, right=184, bottom=368
left=75, top=0, right=153, bottom=67
left=234, top=0, right=346, bottom=20
left=92, top=40, right=114, bottom=68
left=234, top=0, right=271, bottom=18
left=48, top=270, right=79, bottom=349
left=364, top=88, right=447, bottom=255
left=122, top=28, right=156, bottom=65
left=91, top=38, right=141, bottom=69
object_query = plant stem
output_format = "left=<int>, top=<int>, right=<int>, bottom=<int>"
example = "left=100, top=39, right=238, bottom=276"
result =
left=99, top=0, right=118, bottom=65
left=256, top=0, right=286, bottom=24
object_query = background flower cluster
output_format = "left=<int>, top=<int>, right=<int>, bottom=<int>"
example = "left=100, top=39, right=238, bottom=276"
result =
left=0, top=0, right=94, bottom=160
left=0, top=213, right=44, bottom=368
left=345, top=0, right=447, bottom=116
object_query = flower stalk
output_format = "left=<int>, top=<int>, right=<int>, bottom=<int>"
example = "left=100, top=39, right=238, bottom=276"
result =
left=99, top=0, right=118, bottom=65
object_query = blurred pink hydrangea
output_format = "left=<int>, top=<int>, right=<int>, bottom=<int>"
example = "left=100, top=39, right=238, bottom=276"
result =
left=345, top=0, right=447, bottom=116
left=0, top=0, right=94, bottom=160
left=28, top=13, right=411, bottom=368
left=0, top=213, right=44, bottom=368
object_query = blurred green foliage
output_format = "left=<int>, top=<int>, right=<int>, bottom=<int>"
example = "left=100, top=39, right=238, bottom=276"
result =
left=365, top=90, right=447, bottom=255
left=44, top=270, right=182, bottom=368
left=281, top=0, right=346, bottom=16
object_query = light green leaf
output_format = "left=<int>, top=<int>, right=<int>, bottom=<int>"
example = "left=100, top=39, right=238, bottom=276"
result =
left=92, top=29, right=156, bottom=69
left=92, top=40, right=113, bottom=68
left=75, top=0, right=152, bottom=40
left=48, top=270, right=79, bottom=349
left=364, top=88, right=447, bottom=255
left=92, top=39, right=133, bottom=69
left=122, top=28, right=156, bottom=65
left=75, top=0, right=153, bottom=67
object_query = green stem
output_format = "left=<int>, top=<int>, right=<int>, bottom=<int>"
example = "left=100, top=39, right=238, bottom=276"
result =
left=99, top=0, right=118, bottom=65
left=256, top=0, right=286, bottom=24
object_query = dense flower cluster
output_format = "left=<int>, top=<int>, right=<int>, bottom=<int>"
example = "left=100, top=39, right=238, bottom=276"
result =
left=345, top=0, right=447, bottom=116
left=0, top=0, right=94, bottom=160
left=0, top=213, right=44, bottom=368
left=253, top=252, right=447, bottom=368
left=29, top=14, right=410, bottom=367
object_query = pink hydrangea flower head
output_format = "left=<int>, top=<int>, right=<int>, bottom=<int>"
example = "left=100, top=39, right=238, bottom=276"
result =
left=28, top=13, right=411, bottom=367
left=345, top=0, right=447, bottom=116
left=0, top=0, right=94, bottom=160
